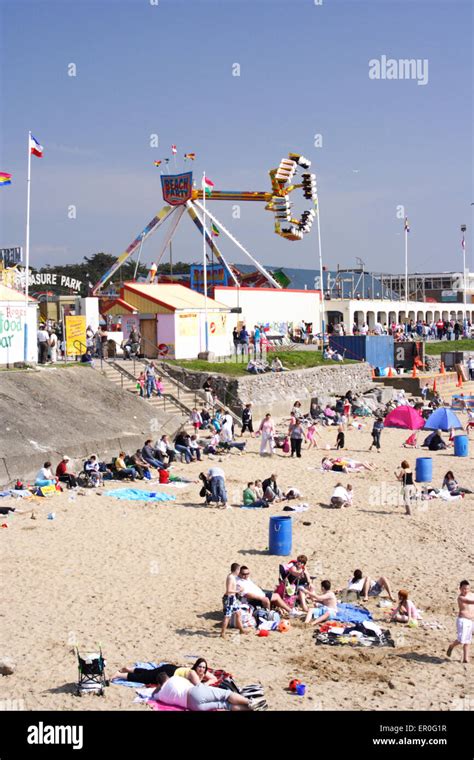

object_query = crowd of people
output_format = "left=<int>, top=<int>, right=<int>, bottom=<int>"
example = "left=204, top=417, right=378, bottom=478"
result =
left=329, top=317, right=473, bottom=341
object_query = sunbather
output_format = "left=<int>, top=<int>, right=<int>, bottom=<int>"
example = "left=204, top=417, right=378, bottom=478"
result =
left=111, top=657, right=217, bottom=686
left=152, top=672, right=263, bottom=711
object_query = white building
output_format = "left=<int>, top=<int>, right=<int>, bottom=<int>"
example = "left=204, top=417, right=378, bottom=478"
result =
left=0, top=283, right=38, bottom=365
left=213, top=286, right=322, bottom=335
left=324, top=298, right=474, bottom=331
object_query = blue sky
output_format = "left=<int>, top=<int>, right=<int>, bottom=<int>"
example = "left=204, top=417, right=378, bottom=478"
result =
left=0, top=0, right=472, bottom=279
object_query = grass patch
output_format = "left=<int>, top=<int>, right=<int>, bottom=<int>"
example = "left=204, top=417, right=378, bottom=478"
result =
left=168, top=351, right=358, bottom=376
left=424, top=339, right=474, bottom=355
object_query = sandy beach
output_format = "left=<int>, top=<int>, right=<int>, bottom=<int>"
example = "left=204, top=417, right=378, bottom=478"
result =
left=1, top=421, right=472, bottom=712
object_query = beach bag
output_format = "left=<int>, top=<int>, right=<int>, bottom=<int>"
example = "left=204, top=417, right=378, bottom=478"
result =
left=282, top=437, right=290, bottom=454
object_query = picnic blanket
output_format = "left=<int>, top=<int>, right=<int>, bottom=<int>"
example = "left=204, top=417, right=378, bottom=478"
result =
left=314, top=620, right=395, bottom=648
left=106, top=489, right=176, bottom=502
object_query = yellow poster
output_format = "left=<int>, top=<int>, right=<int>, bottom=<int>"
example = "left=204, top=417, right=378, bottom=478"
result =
left=178, top=312, right=198, bottom=337
left=65, top=315, right=87, bottom=356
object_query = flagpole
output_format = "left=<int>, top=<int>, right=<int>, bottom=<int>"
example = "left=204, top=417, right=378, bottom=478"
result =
left=404, top=220, right=408, bottom=310
left=202, top=171, right=209, bottom=353
left=461, top=224, right=467, bottom=321
left=25, top=130, right=32, bottom=306
left=316, top=190, right=325, bottom=351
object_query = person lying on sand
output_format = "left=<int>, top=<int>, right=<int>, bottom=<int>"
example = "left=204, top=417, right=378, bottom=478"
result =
left=151, top=672, right=266, bottom=711
left=111, top=657, right=218, bottom=686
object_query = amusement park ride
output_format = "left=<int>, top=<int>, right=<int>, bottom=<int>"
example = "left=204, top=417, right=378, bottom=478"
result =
left=92, top=152, right=319, bottom=295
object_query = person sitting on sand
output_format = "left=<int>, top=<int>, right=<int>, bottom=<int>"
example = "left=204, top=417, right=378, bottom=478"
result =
left=428, top=429, right=447, bottom=451
left=262, top=473, right=283, bottom=502
left=237, top=566, right=291, bottom=614
left=55, top=455, right=78, bottom=489
left=114, top=451, right=137, bottom=481
left=155, top=435, right=176, bottom=465
left=330, top=483, right=353, bottom=508
left=390, top=589, right=421, bottom=624
left=242, top=482, right=268, bottom=509
left=442, top=470, right=473, bottom=496
left=304, top=580, right=338, bottom=625
left=277, top=555, right=316, bottom=612
left=84, top=455, right=103, bottom=486
left=151, top=672, right=263, bottom=711
left=221, top=562, right=250, bottom=638
left=142, top=440, right=167, bottom=470
left=35, top=461, right=56, bottom=487
left=341, top=569, right=395, bottom=603
left=131, top=450, right=152, bottom=480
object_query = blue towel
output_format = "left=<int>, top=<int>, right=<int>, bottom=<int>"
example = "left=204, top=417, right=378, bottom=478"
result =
left=111, top=661, right=165, bottom=688
left=107, top=489, right=176, bottom=502
left=334, top=603, right=372, bottom=624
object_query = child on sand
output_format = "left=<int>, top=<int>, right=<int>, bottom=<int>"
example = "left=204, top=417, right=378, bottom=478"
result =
left=307, top=422, right=321, bottom=449
left=335, top=424, right=345, bottom=450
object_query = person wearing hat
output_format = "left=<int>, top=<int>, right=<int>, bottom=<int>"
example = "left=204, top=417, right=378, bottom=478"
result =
left=55, top=456, right=78, bottom=489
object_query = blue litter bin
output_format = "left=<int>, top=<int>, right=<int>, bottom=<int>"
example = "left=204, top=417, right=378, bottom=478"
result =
left=415, top=457, right=432, bottom=483
left=454, top=435, right=469, bottom=457
left=269, top=515, right=292, bottom=556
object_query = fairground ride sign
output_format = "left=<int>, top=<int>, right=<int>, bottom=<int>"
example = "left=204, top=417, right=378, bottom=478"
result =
left=161, top=172, right=193, bottom=206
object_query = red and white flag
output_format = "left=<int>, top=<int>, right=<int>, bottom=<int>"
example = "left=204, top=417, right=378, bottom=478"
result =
left=171, top=144, right=177, bottom=154
left=29, top=134, right=43, bottom=158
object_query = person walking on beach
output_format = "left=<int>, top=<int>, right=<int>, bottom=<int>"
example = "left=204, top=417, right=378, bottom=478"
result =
left=241, top=403, right=254, bottom=437
left=288, top=419, right=306, bottom=458
left=395, top=460, right=416, bottom=516
left=369, top=417, right=384, bottom=453
left=447, top=580, right=474, bottom=663
left=258, top=413, right=275, bottom=456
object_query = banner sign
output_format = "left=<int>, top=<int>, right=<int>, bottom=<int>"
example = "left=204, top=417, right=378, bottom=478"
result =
left=29, top=272, right=82, bottom=292
left=161, top=172, right=193, bottom=206
left=65, top=315, right=86, bottom=356
left=0, top=247, right=22, bottom=265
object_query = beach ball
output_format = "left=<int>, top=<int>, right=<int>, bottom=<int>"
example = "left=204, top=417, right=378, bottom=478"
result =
left=278, top=620, right=290, bottom=633
left=258, top=629, right=269, bottom=637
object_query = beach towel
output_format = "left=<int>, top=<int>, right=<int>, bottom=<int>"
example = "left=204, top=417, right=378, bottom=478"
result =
left=333, top=603, right=373, bottom=624
left=111, top=661, right=166, bottom=687
left=147, top=699, right=187, bottom=711
left=314, top=629, right=395, bottom=647
left=107, top=489, right=176, bottom=502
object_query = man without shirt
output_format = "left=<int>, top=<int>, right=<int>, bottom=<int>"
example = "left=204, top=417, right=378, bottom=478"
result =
left=221, top=563, right=250, bottom=638
left=447, top=580, right=474, bottom=664
left=305, top=580, right=338, bottom=625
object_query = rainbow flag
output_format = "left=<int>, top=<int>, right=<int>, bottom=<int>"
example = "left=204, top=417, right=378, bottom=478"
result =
left=203, top=176, right=214, bottom=196
left=0, top=172, right=12, bottom=186
left=404, top=217, right=410, bottom=233
left=154, top=160, right=162, bottom=167
left=211, top=223, right=220, bottom=237
left=184, top=153, right=196, bottom=160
